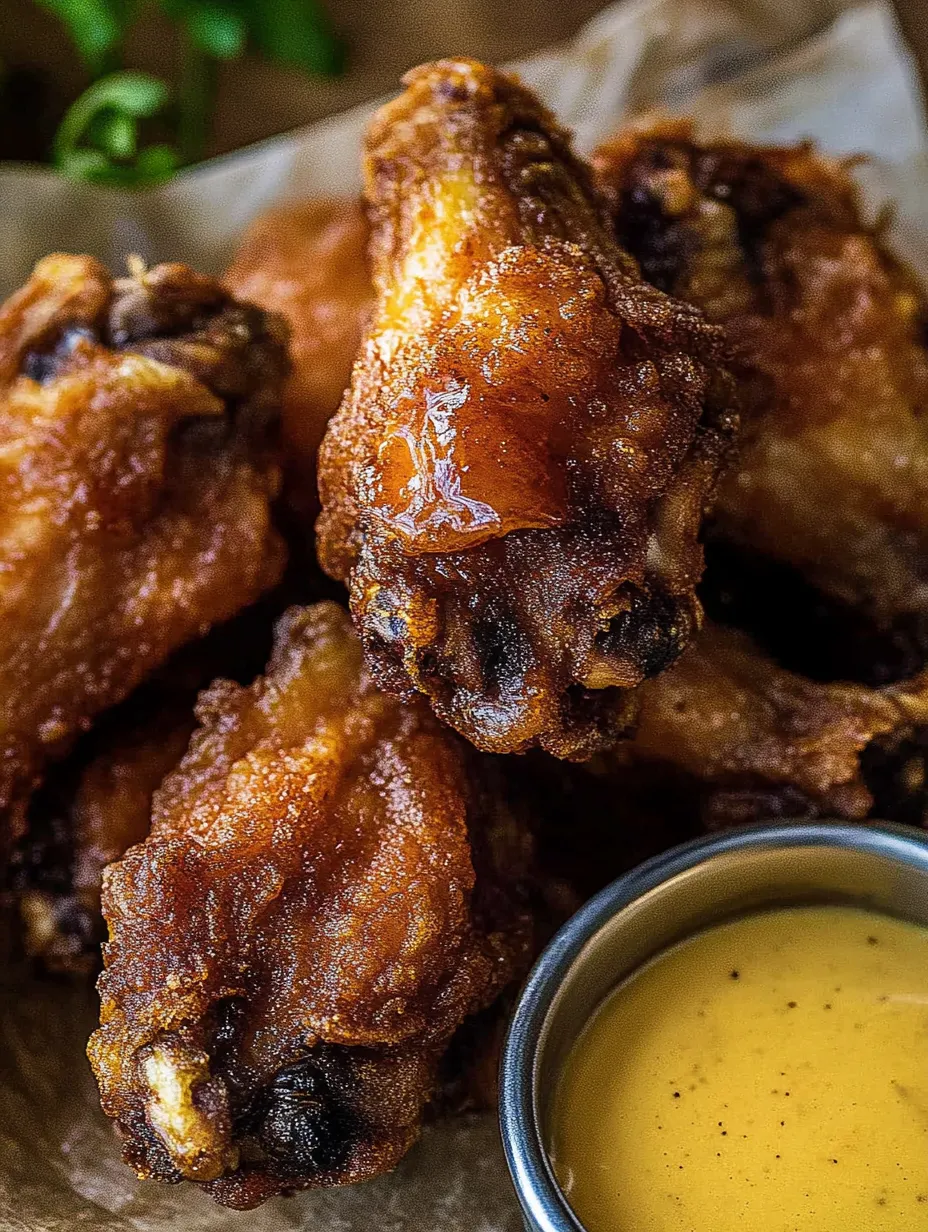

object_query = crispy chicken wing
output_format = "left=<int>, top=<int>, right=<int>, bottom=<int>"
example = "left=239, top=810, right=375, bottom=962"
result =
left=0, top=255, right=287, bottom=867
left=88, top=602, right=536, bottom=1208
left=225, top=199, right=373, bottom=524
left=316, top=61, right=736, bottom=758
left=599, top=622, right=928, bottom=830
left=594, top=121, right=928, bottom=679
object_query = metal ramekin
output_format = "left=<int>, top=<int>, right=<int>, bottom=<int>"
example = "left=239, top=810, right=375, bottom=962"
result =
left=499, top=821, right=928, bottom=1232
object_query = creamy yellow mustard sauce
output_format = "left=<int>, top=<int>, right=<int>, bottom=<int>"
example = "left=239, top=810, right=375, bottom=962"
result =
left=549, top=905, right=928, bottom=1232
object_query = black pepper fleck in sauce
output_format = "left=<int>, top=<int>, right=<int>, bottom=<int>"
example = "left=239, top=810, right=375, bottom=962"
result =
left=549, top=905, right=928, bottom=1232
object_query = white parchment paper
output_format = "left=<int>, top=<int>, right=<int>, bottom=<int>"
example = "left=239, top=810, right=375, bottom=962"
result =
left=1, top=1, right=926, bottom=1227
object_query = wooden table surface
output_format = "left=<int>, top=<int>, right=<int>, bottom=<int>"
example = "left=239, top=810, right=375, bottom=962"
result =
left=0, top=0, right=925, bottom=159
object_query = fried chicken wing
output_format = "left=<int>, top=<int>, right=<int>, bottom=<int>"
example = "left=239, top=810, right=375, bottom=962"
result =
left=88, top=602, right=536, bottom=1208
left=0, top=255, right=287, bottom=864
left=594, top=121, right=928, bottom=677
left=600, top=622, right=928, bottom=830
left=316, top=61, right=736, bottom=758
left=225, top=199, right=373, bottom=523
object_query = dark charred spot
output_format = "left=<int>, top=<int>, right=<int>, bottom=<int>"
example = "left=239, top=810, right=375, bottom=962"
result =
left=693, top=150, right=803, bottom=230
left=22, top=325, right=96, bottom=383
left=119, top=1108, right=185, bottom=1184
left=613, top=141, right=804, bottom=298
left=616, top=179, right=692, bottom=293
left=123, top=300, right=286, bottom=411
left=862, top=727, right=928, bottom=828
left=472, top=608, right=530, bottom=696
left=247, top=1052, right=361, bottom=1180
left=598, top=588, right=689, bottom=679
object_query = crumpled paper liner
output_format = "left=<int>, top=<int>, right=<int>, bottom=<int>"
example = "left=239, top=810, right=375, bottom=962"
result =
left=1, top=1, right=926, bottom=1227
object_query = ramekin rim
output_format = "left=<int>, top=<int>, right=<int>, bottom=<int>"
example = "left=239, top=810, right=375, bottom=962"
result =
left=498, top=820, right=928, bottom=1232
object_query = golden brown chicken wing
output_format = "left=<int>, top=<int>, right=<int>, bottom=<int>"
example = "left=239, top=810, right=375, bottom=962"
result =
left=599, top=621, right=928, bottom=831
left=316, top=62, right=736, bottom=758
left=593, top=121, right=928, bottom=681
left=88, top=602, right=537, bottom=1208
left=0, top=254, right=287, bottom=865
left=225, top=199, right=373, bottom=524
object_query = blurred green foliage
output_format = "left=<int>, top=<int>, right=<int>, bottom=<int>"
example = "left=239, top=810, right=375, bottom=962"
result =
left=33, top=0, right=343, bottom=185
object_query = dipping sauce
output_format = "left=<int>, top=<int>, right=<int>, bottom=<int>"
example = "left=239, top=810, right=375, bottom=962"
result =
left=549, top=905, right=928, bottom=1232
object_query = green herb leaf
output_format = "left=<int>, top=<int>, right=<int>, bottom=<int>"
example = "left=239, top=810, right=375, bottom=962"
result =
left=134, top=143, right=181, bottom=181
left=53, top=71, right=178, bottom=187
left=89, top=109, right=137, bottom=159
left=241, top=0, right=344, bottom=77
left=35, top=0, right=134, bottom=72
left=56, top=147, right=111, bottom=180
left=183, top=3, right=247, bottom=59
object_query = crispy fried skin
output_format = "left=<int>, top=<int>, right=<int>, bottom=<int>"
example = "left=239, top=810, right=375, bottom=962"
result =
left=594, top=121, right=928, bottom=671
left=0, top=255, right=287, bottom=864
left=225, top=200, right=373, bottom=523
left=600, top=622, right=928, bottom=830
left=89, top=602, right=535, bottom=1208
left=316, top=62, right=736, bottom=758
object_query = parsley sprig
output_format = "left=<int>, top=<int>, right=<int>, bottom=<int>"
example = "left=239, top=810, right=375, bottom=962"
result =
left=36, top=0, right=343, bottom=186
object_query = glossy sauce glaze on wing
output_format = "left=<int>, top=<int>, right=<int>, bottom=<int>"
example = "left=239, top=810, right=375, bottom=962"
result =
left=0, top=255, right=287, bottom=867
left=88, top=602, right=537, bottom=1208
left=593, top=121, right=928, bottom=677
left=598, top=622, right=928, bottom=831
left=317, top=61, right=737, bottom=758
left=225, top=200, right=373, bottom=525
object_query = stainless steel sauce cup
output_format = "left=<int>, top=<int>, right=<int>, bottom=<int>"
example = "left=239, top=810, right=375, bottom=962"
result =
left=499, top=821, right=928, bottom=1232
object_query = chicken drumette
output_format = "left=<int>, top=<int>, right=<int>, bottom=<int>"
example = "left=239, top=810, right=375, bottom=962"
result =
left=317, top=62, right=736, bottom=758
left=89, top=602, right=537, bottom=1208
left=594, top=121, right=928, bottom=681
left=0, top=255, right=287, bottom=870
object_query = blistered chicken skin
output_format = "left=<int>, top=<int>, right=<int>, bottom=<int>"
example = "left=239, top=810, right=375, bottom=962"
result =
left=317, top=62, right=736, bottom=758
left=89, top=602, right=536, bottom=1208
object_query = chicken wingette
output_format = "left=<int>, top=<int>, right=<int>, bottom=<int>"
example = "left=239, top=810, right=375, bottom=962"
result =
left=599, top=622, right=928, bottom=830
left=89, top=602, right=538, bottom=1208
left=0, top=255, right=287, bottom=873
left=317, top=62, right=736, bottom=758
